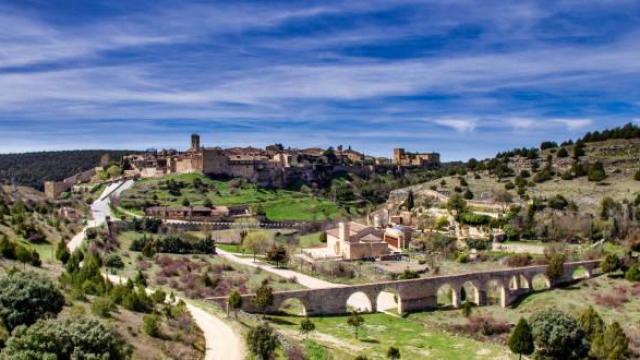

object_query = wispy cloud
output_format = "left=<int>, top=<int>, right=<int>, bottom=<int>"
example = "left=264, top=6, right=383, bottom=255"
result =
left=434, top=118, right=477, bottom=132
left=0, top=0, right=639, bottom=158
left=552, top=118, right=594, bottom=131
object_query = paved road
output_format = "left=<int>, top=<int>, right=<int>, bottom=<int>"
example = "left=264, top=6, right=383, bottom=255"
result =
left=67, top=180, right=245, bottom=360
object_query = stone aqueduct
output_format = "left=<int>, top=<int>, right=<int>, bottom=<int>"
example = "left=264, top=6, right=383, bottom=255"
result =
left=211, top=260, right=600, bottom=315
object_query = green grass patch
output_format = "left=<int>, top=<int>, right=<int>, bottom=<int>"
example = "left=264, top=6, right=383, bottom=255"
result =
left=268, top=312, right=512, bottom=359
left=122, top=174, right=343, bottom=221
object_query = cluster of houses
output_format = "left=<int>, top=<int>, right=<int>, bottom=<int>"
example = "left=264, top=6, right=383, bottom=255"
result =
left=121, top=134, right=441, bottom=188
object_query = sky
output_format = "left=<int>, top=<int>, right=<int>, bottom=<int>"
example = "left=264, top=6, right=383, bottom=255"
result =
left=0, top=0, right=639, bottom=161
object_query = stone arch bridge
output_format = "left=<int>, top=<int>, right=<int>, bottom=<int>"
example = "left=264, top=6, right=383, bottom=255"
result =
left=211, top=260, right=600, bottom=315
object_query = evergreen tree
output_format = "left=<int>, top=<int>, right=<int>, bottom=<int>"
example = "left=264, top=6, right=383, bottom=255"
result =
left=253, top=283, right=274, bottom=318
left=228, top=290, right=242, bottom=319
left=406, top=190, right=414, bottom=210
left=347, top=310, right=364, bottom=339
left=509, top=318, right=534, bottom=360
left=578, top=306, right=604, bottom=342
left=590, top=322, right=629, bottom=360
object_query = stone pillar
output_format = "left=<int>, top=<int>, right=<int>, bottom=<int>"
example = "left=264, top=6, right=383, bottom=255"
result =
left=452, top=288, right=461, bottom=308
left=477, top=289, right=488, bottom=306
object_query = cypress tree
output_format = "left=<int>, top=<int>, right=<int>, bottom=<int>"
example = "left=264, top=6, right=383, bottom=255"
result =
left=508, top=318, right=534, bottom=360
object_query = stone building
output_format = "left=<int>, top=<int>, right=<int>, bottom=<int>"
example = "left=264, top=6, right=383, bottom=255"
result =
left=393, top=148, right=440, bottom=168
left=323, top=222, right=389, bottom=260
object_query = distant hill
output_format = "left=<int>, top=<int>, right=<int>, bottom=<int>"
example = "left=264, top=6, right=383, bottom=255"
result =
left=390, top=123, right=640, bottom=215
left=0, top=150, right=133, bottom=190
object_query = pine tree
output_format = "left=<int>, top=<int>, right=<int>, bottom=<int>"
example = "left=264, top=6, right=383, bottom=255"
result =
left=508, top=318, right=534, bottom=360
left=578, top=306, right=604, bottom=342
left=590, top=321, right=629, bottom=360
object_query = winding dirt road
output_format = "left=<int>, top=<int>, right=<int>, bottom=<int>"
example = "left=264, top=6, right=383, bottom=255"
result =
left=68, top=181, right=245, bottom=360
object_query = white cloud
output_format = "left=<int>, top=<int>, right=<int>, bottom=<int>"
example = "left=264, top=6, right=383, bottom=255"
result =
left=506, top=117, right=537, bottom=130
left=552, top=118, right=594, bottom=131
left=434, top=118, right=477, bottom=132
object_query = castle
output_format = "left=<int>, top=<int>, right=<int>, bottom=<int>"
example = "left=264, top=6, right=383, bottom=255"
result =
left=393, top=148, right=440, bottom=168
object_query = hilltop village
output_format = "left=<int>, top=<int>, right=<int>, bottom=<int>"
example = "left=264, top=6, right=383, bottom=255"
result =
left=2, top=123, right=640, bottom=359
left=44, top=134, right=439, bottom=198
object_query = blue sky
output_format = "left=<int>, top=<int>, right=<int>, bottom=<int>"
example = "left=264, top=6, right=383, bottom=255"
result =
left=0, top=0, right=639, bottom=160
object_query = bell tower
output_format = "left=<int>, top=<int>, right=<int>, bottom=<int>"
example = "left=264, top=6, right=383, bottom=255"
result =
left=191, top=134, right=201, bottom=152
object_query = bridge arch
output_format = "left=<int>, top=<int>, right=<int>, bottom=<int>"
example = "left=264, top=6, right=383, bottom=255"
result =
left=461, top=280, right=481, bottom=305
left=572, top=265, right=591, bottom=280
left=436, top=283, right=458, bottom=308
left=485, top=279, right=507, bottom=307
left=531, top=273, right=551, bottom=290
left=346, top=291, right=373, bottom=312
left=376, top=288, right=400, bottom=313
left=278, top=298, right=307, bottom=316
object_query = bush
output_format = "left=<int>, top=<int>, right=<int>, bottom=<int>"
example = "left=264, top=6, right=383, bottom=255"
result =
left=104, top=253, right=125, bottom=269
left=459, top=213, right=492, bottom=226
left=0, top=272, right=65, bottom=330
left=601, top=254, right=622, bottom=273
left=625, top=265, right=640, bottom=281
left=505, top=253, right=532, bottom=267
left=0, top=317, right=129, bottom=359
left=142, top=314, right=160, bottom=337
left=587, top=162, right=606, bottom=182
left=246, top=322, right=278, bottom=360
left=529, top=309, right=588, bottom=359
left=548, top=194, right=569, bottom=210
left=465, top=238, right=491, bottom=251
left=91, top=297, right=115, bottom=318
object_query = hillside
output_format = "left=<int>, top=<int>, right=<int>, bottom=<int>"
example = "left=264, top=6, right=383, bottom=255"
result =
left=0, top=150, right=133, bottom=190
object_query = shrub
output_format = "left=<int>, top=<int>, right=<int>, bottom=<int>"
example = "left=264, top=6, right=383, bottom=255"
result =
left=91, top=297, right=115, bottom=318
left=529, top=309, right=588, bottom=359
left=505, top=253, right=532, bottom=267
left=594, top=291, right=629, bottom=308
left=634, top=170, right=640, bottom=181
left=587, top=162, right=607, bottom=182
left=505, top=181, right=515, bottom=190
left=0, top=272, right=65, bottom=330
left=548, top=194, right=569, bottom=210
left=104, top=253, right=125, bottom=269
left=601, top=254, right=622, bottom=273
left=142, top=314, right=160, bottom=337
left=246, top=322, right=278, bottom=360
left=625, top=265, right=640, bottom=281
left=0, top=317, right=128, bottom=359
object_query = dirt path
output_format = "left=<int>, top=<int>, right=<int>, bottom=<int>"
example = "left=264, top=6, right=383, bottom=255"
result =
left=216, top=249, right=398, bottom=311
left=68, top=184, right=245, bottom=360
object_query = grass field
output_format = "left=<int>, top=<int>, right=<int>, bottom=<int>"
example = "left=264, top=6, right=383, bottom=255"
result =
left=268, top=312, right=513, bottom=359
left=119, top=173, right=342, bottom=221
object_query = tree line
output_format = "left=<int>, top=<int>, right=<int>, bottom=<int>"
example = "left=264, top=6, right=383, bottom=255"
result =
left=0, top=150, right=132, bottom=190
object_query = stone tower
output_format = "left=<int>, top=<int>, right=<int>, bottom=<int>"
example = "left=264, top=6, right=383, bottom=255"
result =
left=191, top=134, right=201, bottom=152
